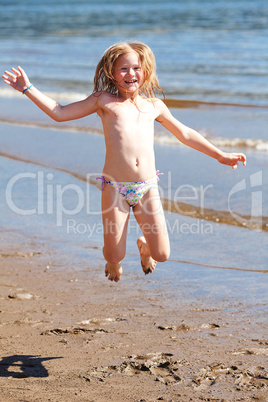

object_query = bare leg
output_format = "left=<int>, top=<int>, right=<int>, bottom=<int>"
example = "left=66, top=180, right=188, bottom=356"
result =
left=137, top=236, right=157, bottom=274
left=134, top=184, right=170, bottom=275
left=101, top=182, right=130, bottom=282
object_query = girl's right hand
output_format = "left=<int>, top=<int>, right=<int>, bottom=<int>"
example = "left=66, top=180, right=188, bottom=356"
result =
left=2, top=66, right=31, bottom=93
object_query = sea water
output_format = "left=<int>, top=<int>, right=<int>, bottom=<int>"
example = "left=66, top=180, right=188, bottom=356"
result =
left=1, top=0, right=268, bottom=106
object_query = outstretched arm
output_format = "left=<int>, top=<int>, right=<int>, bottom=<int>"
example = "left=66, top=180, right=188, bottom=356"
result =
left=2, top=66, right=99, bottom=122
left=156, top=100, right=246, bottom=169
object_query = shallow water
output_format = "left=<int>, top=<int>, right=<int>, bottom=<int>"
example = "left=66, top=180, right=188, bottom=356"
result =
left=0, top=115, right=267, bottom=227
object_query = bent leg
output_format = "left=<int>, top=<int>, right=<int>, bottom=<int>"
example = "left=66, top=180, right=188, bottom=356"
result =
left=102, top=183, right=130, bottom=282
left=133, top=185, right=170, bottom=274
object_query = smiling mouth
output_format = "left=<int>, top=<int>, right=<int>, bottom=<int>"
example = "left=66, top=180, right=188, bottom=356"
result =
left=125, top=80, right=137, bottom=84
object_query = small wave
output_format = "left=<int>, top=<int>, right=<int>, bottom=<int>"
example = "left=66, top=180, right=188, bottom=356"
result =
left=161, top=198, right=268, bottom=232
left=1, top=117, right=267, bottom=152
left=155, top=132, right=268, bottom=152
left=0, top=118, right=103, bottom=136
left=207, top=137, right=268, bottom=152
left=0, top=88, right=21, bottom=98
left=1, top=88, right=268, bottom=109
left=44, top=91, right=89, bottom=102
left=164, top=98, right=268, bottom=109
left=166, top=258, right=268, bottom=273
left=0, top=87, right=89, bottom=102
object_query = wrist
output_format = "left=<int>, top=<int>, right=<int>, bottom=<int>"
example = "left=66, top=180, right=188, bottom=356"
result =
left=216, top=150, right=225, bottom=163
left=22, top=84, right=33, bottom=95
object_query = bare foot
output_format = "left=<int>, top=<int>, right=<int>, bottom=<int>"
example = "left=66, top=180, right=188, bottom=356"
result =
left=137, top=236, right=156, bottom=275
left=105, top=262, right=122, bottom=282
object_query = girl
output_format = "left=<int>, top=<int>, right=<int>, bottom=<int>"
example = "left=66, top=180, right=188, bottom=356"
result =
left=2, top=42, right=246, bottom=282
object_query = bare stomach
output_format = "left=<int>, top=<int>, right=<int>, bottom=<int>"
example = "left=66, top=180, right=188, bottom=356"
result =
left=102, top=153, right=156, bottom=182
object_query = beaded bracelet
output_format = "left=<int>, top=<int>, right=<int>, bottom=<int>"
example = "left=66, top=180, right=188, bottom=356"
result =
left=22, top=84, right=33, bottom=95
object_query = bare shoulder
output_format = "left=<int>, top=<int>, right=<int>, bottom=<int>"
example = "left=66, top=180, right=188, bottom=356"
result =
left=93, top=91, right=118, bottom=118
left=96, top=91, right=116, bottom=106
left=151, top=98, right=172, bottom=121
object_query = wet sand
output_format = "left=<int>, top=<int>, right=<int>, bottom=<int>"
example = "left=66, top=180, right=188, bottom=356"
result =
left=0, top=237, right=267, bottom=402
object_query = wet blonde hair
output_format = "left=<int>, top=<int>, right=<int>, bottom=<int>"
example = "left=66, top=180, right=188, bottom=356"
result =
left=93, top=42, right=164, bottom=98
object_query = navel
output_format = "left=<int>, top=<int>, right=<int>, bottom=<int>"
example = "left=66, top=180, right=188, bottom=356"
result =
left=136, top=159, right=139, bottom=167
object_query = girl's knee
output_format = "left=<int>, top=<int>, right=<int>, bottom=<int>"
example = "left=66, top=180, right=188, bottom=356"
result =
left=152, top=248, right=170, bottom=263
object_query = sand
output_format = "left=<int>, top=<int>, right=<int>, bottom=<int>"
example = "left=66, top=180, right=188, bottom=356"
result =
left=0, top=242, right=267, bottom=402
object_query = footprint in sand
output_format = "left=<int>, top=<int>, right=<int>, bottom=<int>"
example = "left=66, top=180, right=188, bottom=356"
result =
left=41, top=327, right=108, bottom=335
left=192, top=362, right=268, bottom=392
left=86, top=352, right=182, bottom=385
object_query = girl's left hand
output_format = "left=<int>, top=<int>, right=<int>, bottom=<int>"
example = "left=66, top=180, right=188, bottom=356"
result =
left=218, top=152, right=246, bottom=169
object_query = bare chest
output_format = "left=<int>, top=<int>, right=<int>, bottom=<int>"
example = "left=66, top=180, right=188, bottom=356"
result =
left=104, top=100, right=156, bottom=128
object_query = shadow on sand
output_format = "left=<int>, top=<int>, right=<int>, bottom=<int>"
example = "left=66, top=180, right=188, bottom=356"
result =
left=0, top=354, right=63, bottom=378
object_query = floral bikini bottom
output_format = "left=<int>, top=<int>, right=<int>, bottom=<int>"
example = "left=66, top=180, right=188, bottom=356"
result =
left=97, top=170, right=162, bottom=207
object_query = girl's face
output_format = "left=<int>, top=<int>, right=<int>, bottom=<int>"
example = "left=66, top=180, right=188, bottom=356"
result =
left=113, top=52, right=144, bottom=97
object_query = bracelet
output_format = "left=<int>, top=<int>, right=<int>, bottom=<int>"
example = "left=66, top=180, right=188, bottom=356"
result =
left=22, top=84, right=33, bottom=95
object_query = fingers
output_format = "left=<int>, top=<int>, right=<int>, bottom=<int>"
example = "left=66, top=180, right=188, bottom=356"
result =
left=219, top=151, right=247, bottom=169
left=2, top=72, right=15, bottom=86
left=17, top=66, right=27, bottom=80
left=230, top=153, right=246, bottom=169
left=241, top=154, right=247, bottom=166
left=237, top=153, right=246, bottom=163
left=2, top=68, right=19, bottom=86
left=11, top=67, right=20, bottom=75
left=2, top=66, right=23, bottom=81
left=3, top=70, right=16, bottom=80
left=2, top=80, right=11, bottom=86
left=18, top=66, right=25, bottom=75
left=237, top=153, right=247, bottom=167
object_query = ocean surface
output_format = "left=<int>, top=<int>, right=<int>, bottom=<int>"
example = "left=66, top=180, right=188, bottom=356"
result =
left=1, top=0, right=268, bottom=106
left=0, top=0, right=267, bottom=298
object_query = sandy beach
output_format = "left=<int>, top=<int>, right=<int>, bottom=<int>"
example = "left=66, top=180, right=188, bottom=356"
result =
left=0, top=228, right=267, bottom=401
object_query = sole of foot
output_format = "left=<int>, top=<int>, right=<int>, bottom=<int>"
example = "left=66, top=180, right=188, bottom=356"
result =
left=137, top=236, right=156, bottom=275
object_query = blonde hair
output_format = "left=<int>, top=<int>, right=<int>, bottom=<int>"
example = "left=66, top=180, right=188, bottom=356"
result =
left=93, top=42, right=164, bottom=98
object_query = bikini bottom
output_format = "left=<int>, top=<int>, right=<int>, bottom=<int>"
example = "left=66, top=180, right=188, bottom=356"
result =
left=97, top=170, right=162, bottom=207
